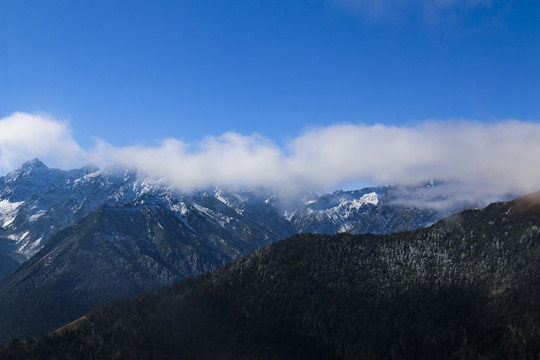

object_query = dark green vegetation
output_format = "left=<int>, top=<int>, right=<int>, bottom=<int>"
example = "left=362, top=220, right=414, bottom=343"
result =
left=2, top=193, right=540, bottom=359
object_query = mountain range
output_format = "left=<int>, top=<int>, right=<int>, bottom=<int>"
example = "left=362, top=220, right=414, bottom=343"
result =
left=2, top=191, right=539, bottom=359
left=0, top=159, right=476, bottom=268
left=0, top=159, right=479, bottom=343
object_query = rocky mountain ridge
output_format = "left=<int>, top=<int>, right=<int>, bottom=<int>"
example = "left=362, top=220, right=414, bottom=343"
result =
left=0, top=159, right=476, bottom=275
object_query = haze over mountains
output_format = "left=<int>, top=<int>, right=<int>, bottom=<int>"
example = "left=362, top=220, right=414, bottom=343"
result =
left=0, top=159, right=483, bottom=343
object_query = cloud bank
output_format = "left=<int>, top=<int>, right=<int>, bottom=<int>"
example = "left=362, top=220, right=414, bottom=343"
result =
left=1, top=112, right=539, bottom=203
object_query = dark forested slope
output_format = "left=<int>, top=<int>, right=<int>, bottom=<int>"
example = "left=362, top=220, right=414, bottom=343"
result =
left=2, top=192, right=540, bottom=359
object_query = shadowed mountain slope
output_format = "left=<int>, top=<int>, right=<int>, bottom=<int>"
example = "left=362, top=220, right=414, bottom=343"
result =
left=0, top=199, right=275, bottom=343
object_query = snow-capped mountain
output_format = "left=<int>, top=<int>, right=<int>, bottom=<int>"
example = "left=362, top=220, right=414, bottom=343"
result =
left=0, top=160, right=284, bottom=260
left=0, top=159, right=484, bottom=342
left=290, top=181, right=477, bottom=235
left=290, top=188, right=384, bottom=233
left=0, top=159, right=479, bottom=278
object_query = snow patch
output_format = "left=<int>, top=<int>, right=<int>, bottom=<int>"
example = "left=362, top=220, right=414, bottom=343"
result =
left=29, top=210, right=46, bottom=221
left=0, top=199, right=24, bottom=214
left=214, top=188, right=230, bottom=207
left=282, top=211, right=295, bottom=221
left=361, top=192, right=379, bottom=205
left=170, top=202, right=189, bottom=216
left=348, top=192, right=379, bottom=210
left=29, top=237, right=43, bottom=250
left=193, top=203, right=212, bottom=216
left=2, top=216, right=16, bottom=227
left=0, top=200, right=24, bottom=227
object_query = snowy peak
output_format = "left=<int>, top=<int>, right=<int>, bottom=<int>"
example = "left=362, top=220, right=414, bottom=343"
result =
left=290, top=188, right=386, bottom=234
left=18, top=158, right=48, bottom=171
left=6, top=158, right=52, bottom=182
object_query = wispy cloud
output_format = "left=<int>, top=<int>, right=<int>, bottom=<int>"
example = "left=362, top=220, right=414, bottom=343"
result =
left=333, top=0, right=496, bottom=22
left=1, top=112, right=540, bottom=204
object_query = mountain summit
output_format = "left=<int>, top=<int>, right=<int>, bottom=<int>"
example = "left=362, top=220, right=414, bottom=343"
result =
left=18, top=158, right=48, bottom=171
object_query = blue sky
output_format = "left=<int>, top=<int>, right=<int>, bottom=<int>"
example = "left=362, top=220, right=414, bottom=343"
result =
left=2, top=0, right=539, bottom=146
left=0, top=1, right=540, bottom=196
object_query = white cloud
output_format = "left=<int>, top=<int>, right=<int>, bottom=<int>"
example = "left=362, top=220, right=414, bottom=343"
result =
left=288, top=120, right=540, bottom=197
left=0, top=112, right=84, bottom=170
left=88, top=133, right=288, bottom=192
left=2, top=112, right=540, bottom=205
